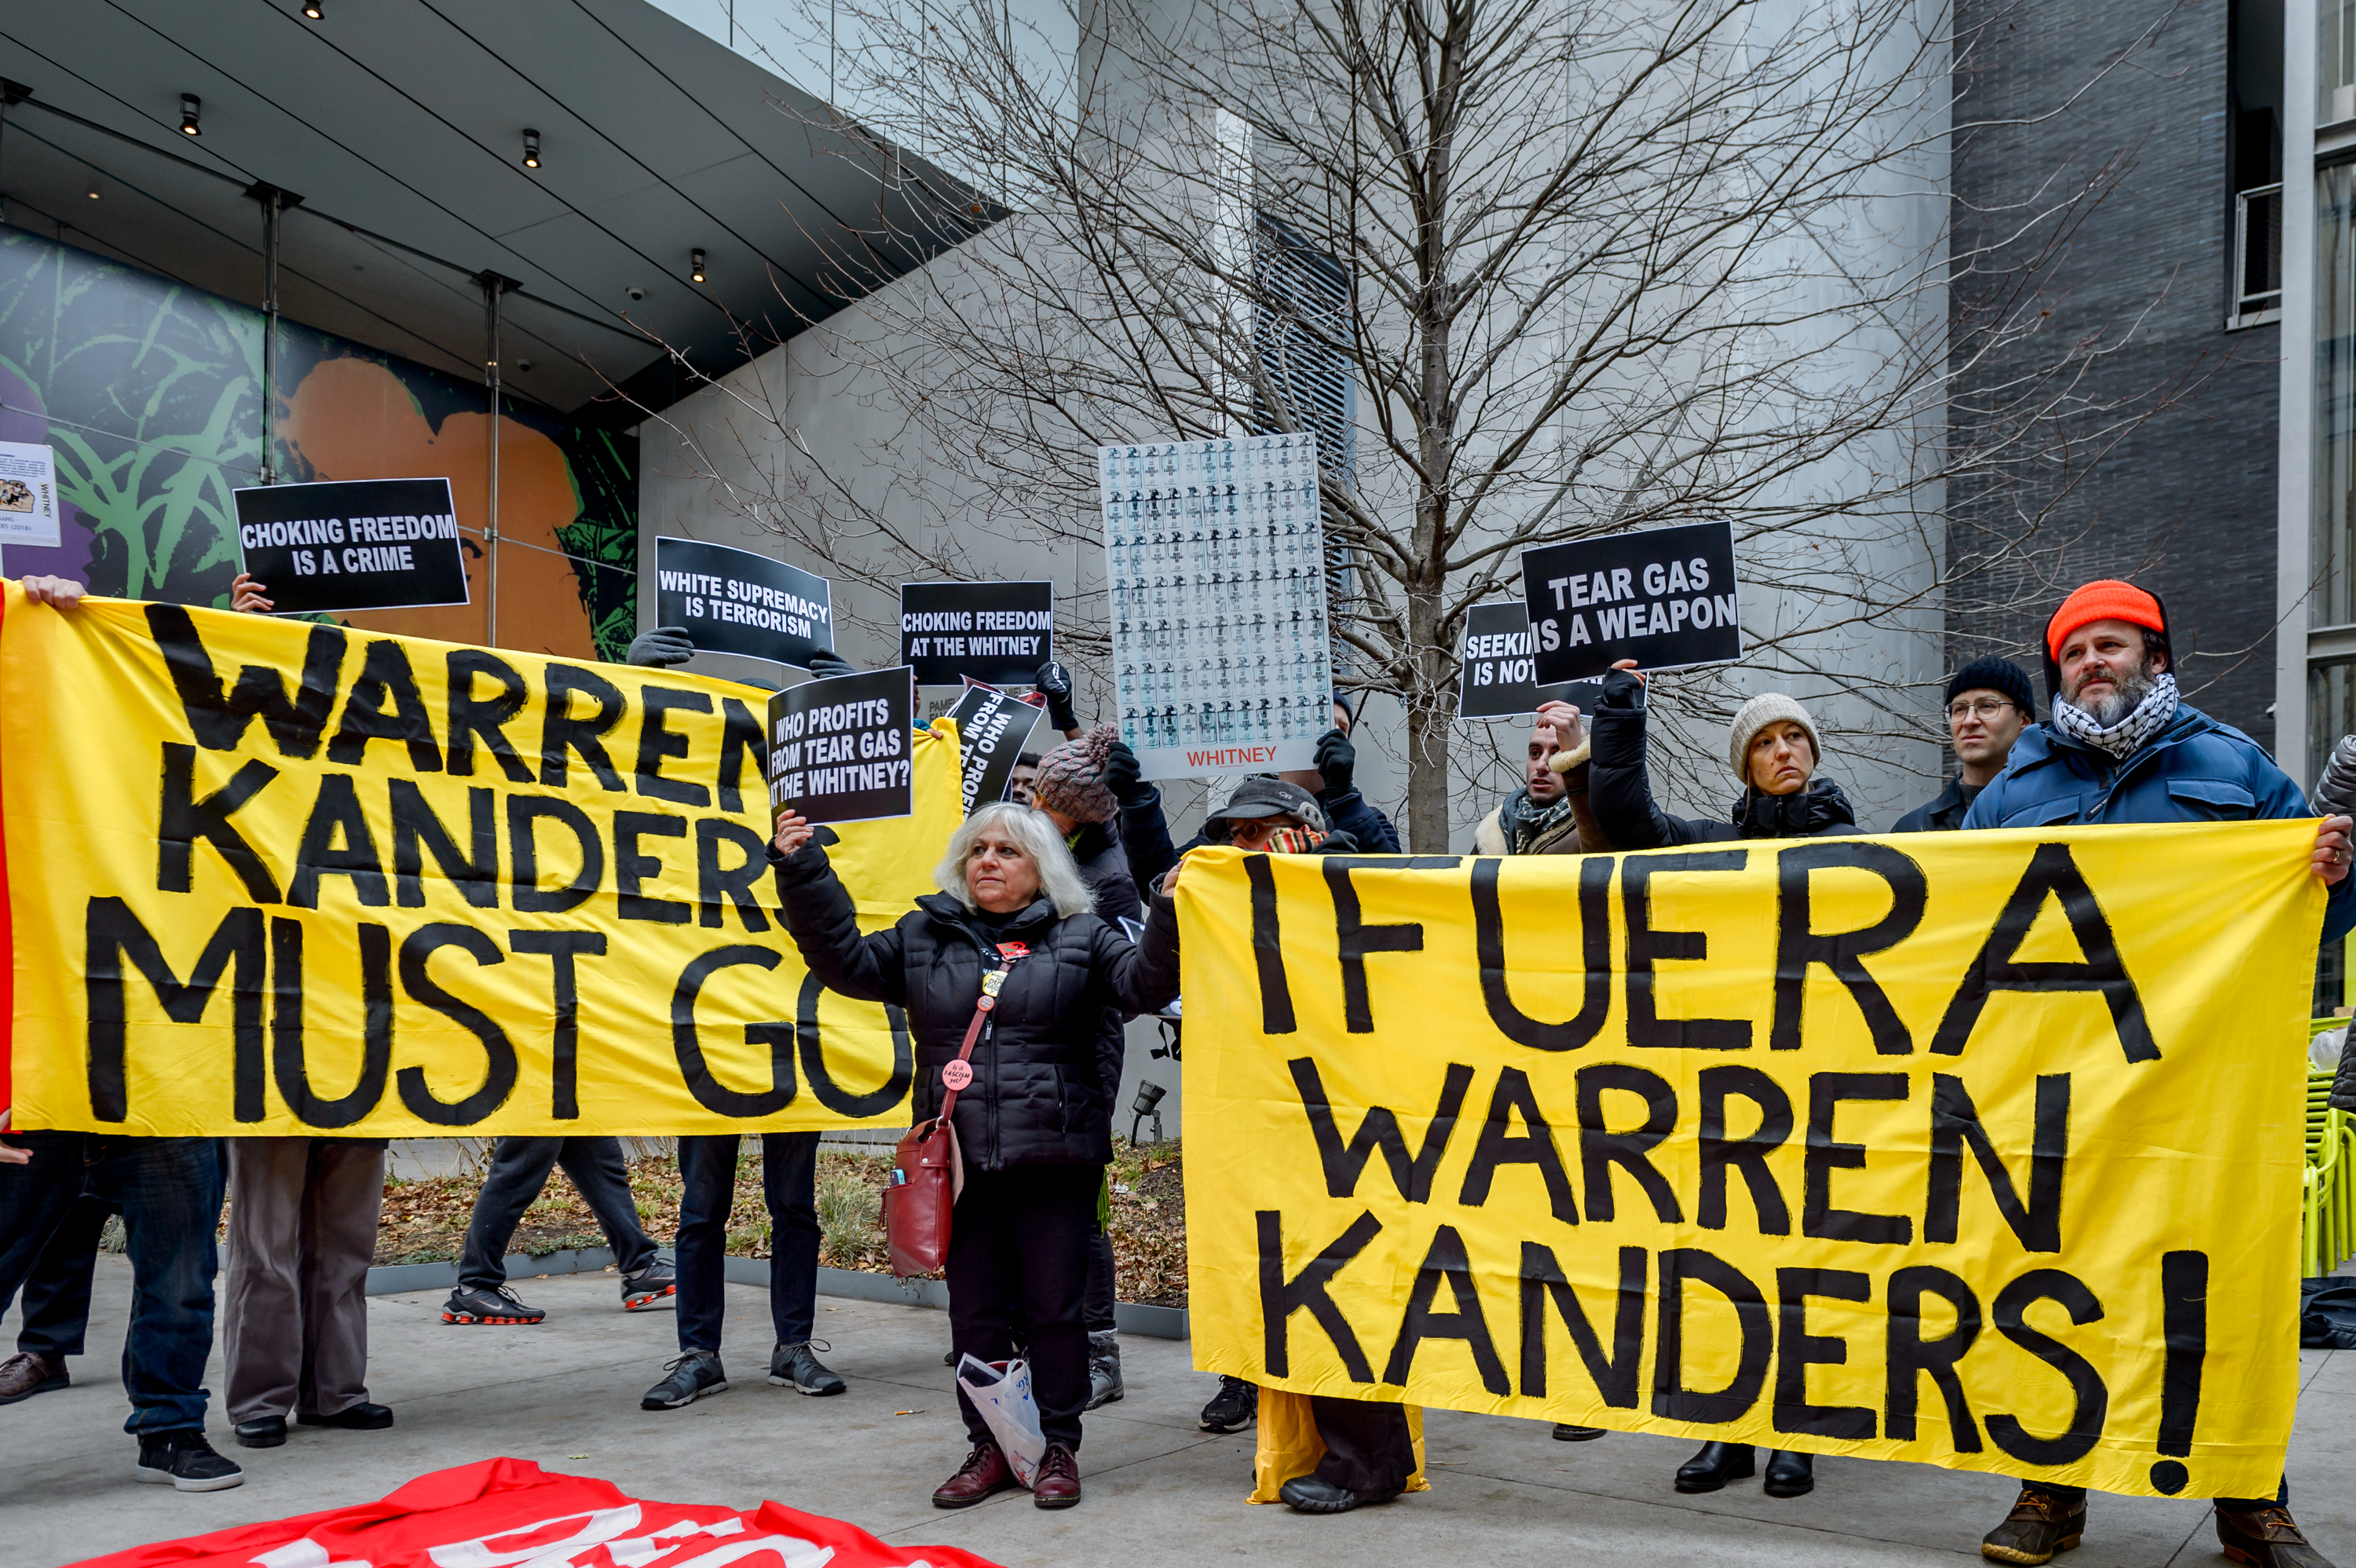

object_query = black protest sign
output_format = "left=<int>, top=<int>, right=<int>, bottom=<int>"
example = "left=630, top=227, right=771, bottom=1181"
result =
left=232, top=479, right=467, bottom=615
left=946, top=681, right=1044, bottom=814
left=1456, top=603, right=1603, bottom=720
left=900, top=581, right=1055, bottom=686
left=1519, top=521, right=1740, bottom=685
left=765, top=667, right=914, bottom=828
left=656, top=535, right=835, bottom=669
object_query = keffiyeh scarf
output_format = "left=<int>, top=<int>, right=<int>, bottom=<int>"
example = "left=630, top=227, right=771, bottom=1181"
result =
left=2051, top=671, right=2178, bottom=758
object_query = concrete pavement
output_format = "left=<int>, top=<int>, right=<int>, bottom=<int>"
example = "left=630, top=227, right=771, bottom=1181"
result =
left=1, top=1258, right=2348, bottom=1567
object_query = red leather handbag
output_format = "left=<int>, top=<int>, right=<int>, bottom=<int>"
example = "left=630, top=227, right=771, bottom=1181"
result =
left=883, top=962, right=1012, bottom=1276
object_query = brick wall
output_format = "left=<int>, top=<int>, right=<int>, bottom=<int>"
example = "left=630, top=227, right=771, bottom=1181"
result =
left=1948, top=0, right=2280, bottom=746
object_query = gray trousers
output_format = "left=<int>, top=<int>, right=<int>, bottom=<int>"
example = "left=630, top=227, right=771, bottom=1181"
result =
left=221, top=1138, right=386, bottom=1424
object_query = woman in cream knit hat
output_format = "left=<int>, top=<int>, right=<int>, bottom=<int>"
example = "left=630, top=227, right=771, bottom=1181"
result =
left=1585, top=659, right=1859, bottom=851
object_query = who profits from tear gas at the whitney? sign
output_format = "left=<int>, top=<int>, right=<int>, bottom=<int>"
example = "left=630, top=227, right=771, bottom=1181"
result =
left=655, top=534, right=835, bottom=669
left=900, top=581, right=1055, bottom=687
left=1518, top=519, right=1740, bottom=685
left=765, top=667, right=914, bottom=830
left=232, top=478, right=468, bottom=615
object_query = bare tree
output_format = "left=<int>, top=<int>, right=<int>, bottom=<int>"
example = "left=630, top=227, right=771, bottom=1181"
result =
left=638, top=0, right=2186, bottom=848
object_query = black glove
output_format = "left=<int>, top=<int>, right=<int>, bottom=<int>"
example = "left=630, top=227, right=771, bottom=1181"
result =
left=1035, top=660, right=1080, bottom=732
left=1102, top=739, right=1148, bottom=805
left=1600, top=667, right=1644, bottom=709
left=805, top=649, right=857, bottom=681
left=1314, top=727, right=1355, bottom=796
left=626, top=626, right=695, bottom=669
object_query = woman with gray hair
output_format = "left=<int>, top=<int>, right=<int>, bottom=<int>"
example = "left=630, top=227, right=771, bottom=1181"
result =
left=770, top=800, right=1180, bottom=1512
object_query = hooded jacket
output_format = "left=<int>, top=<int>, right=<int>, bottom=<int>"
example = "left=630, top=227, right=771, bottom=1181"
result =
left=773, top=845, right=1180, bottom=1170
left=1589, top=696, right=1860, bottom=848
left=1966, top=590, right=2356, bottom=945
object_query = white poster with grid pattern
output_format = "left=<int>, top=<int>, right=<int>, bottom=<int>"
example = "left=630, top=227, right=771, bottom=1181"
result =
left=1099, top=433, right=1332, bottom=780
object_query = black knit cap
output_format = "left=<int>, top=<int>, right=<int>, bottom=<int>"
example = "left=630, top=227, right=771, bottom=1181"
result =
left=1945, top=656, right=2036, bottom=718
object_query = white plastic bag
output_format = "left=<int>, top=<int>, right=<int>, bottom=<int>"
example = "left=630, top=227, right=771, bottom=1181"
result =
left=954, top=1354, right=1048, bottom=1487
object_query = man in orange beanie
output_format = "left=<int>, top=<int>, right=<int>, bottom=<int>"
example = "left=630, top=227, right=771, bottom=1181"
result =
left=1962, top=580, right=2353, bottom=1568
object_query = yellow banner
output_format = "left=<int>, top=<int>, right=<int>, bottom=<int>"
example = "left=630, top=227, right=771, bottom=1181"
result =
left=1177, top=828, right=2320, bottom=1498
left=1, top=584, right=957, bottom=1137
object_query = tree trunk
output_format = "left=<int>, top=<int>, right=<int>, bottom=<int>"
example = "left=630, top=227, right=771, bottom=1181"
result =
left=1403, top=579, right=1451, bottom=851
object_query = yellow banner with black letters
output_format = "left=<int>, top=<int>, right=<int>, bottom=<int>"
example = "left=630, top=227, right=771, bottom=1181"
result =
left=1176, top=827, right=2320, bottom=1498
left=1, top=583, right=957, bottom=1137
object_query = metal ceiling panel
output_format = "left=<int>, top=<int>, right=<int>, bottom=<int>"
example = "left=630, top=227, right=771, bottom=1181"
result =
left=0, top=0, right=979, bottom=422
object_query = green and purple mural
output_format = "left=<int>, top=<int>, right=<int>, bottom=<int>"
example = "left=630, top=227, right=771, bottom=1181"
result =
left=0, top=224, right=635, bottom=660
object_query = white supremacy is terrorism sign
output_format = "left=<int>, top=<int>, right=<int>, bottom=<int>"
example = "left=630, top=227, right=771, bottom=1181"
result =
left=1100, top=434, right=1333, bottom=780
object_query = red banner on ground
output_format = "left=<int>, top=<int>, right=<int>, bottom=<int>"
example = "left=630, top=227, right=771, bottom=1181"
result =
left=70, top=1457, right=1002, bottom=1568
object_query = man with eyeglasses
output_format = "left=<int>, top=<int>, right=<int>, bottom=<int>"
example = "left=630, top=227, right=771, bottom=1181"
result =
left=1891, top=656, right=2035, bottom=833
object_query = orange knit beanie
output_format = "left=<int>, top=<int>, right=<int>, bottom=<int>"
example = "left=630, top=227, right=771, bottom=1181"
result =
left=2045, top=580, right=2164, bottom=660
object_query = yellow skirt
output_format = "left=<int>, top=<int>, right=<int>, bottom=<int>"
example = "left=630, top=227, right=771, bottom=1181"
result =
left=1246, top=1387, right=1431, bottom=1504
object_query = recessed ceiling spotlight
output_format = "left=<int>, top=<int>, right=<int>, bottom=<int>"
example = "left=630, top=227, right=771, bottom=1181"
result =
left=86, top=181, right=101, bottom=200
left=521, top=129, right=541, bottom=169
left=518, top=358, right=534, bottom=373
left=180, top=93, right=202, bottom=136
left=690, top=248, right=706, bottom=283
left=627, top=285, right=646, bottom=302
left=302, top=0, right=323, bottom=17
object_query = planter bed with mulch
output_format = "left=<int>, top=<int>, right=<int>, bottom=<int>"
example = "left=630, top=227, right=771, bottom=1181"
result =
left=371, top=1139, right=1188, bottom=1307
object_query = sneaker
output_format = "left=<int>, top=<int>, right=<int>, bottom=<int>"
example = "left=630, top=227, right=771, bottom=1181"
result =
left=621, top=1260, right=676, bottom=1311
left=642, top=1351, right=727, bottom=1409
left=1085, top=1331, right=1124, bottom=1410
left=441, top=1285, right=544, bottom=1325
left=134, top=1430, right=244, bottom=1492
left=0, top=1351, right=68, bottom=1405
left=1199, top=1374, right=1257, bottom=1432
left=768, top=1340, right=846, bottom=1395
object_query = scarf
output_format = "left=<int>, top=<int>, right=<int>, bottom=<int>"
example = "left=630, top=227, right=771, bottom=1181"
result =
left=1496, top=787, right=1580, bottom=854
left=2051, top=671, right=2178, bottom=758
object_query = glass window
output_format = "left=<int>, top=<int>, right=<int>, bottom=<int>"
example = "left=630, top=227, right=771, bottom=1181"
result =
left=2330, top=0, right=2356, bottom=125
left=2311, top=656, right=2356, bottom=758
left=2316, top=165, right=2356, bottom=627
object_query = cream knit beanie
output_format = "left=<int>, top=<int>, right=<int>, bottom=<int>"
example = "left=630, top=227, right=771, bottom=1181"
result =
left=1726, top=693, right=1820, bottom=784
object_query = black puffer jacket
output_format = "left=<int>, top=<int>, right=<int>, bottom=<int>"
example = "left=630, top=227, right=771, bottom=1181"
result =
left=1066, top=820, right=1141, bottom=930
left=1590, top=700, right=1860, bottom=847
left=773, top=845, right=1180, bottom=1170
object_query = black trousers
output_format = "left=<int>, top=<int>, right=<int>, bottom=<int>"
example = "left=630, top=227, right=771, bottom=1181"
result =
left=948, top=1163, right=1099, bottom=1449
left=13, top=1197, right=112, bottom=1358
left=1308, top=1396, right=1415, bottom=1493
left=458, top=1137, right=659, bottom=1291
left=1084, top=1228, right=1116, bottom=1335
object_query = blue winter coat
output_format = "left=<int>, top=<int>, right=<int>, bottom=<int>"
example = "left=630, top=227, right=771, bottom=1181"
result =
left=1959, top=703, right=2355, bottom=943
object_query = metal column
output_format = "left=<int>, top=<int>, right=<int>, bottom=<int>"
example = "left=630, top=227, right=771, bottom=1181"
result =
left=247, top=183, right=302, bottom=484
left=477, top=272, right=513, bottom=646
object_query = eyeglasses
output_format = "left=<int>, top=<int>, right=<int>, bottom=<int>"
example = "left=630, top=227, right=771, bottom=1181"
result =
left=1229, top=817, right=1298, bottom=846
left=1946, top=699, right=2017, bottom=722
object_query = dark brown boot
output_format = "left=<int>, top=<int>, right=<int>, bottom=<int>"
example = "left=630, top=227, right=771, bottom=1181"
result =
left=2216, top=1505, right=2336, bottom=1568
left=1033, top=1442, right=1081, bottom=1509
left=0, top=1352, right=68, bottom=1405
left=931, top=1442, right=1015, bottom=1509
left=1981, top=1488, right=2085, bottom=1565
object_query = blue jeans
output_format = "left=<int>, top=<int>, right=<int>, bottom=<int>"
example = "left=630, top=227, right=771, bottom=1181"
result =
left=0, top=1134, right=223, bottom=1433
left=675, top=1133, right=818, bottom=1355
